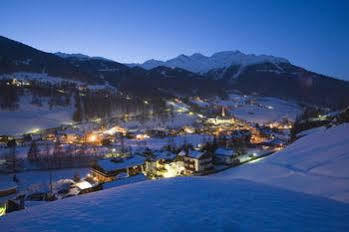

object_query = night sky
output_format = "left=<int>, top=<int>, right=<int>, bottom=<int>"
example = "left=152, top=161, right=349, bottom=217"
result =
left=1, top=0, right=348, bottom=80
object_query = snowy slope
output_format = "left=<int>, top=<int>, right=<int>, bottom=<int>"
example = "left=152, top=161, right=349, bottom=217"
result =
left=128, top=51, right=290, bottom=73
left=1, top=177, right=349, bottom=231
left=215, top=123, right=349, bottom=203
left=0, top=168, right=88, bottom=202
left=230, top=97, right=302, bottom=124
left=0, top=93, right=75, bottom=135
left=2, top=124, right=349, bottom=230
left=213, top=95, right=302, bottom=124
left=0, top=72, right=83, bottom=85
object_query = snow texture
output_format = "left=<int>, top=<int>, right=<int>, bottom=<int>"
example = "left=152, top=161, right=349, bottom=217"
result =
left=1, top=177, right=349, bottom=231
left=224, top=96, right=302, bottom=124
left=0, top=93, right=75, bottom=135
left=215, top=123, right=349, bottom=203
left=0, top=168, right=88, bottom=202
left=1, top=125, right=349, bottom=230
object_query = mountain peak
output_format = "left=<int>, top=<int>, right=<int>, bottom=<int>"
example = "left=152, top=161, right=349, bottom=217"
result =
left=133, top=50, right=290, bottom=73
left=190, top=53, right=207, bottom=59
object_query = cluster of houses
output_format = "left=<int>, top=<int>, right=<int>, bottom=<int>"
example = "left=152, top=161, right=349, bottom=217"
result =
left=90, top=146, right=244, bottom=183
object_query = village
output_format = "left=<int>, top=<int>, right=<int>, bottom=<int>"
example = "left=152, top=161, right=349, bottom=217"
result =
left=0, top=95, right=293, bottom=215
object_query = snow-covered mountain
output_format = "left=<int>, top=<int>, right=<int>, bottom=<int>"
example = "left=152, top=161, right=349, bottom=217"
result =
left=127, top=50, right=290, bottom=73
left=54, top=52, right=112, bottom=62
left=1, top=35, right=349, bottom=108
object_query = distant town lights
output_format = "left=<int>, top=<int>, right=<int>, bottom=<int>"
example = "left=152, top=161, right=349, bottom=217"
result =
left=87, top=134, right=97, bottom=143
left=135, top=134, right=150, bottom=140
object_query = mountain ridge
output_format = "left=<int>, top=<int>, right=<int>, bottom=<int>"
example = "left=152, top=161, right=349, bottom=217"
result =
left=1, top=35, right=349, bottom=108
left=54, top=52, right=113, bottom=62
left=126, top=50, right=290, bottom=73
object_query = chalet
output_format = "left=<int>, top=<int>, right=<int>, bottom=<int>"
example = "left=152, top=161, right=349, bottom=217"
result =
left=182, top=149, right=213, bottom=175
left=214, top=148, right=239, bottom=165
left=91, top=155, right=146, bottom=183
left=74, top=180, right=102, bottom=194
left=144, top=151, right=177, bottom=177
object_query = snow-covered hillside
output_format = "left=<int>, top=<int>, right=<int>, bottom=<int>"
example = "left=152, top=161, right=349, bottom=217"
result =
left=215, top=123, right=349, bottom=203
left=2, top=124, right=349, bottom=230
left=0, top=94, right=75, bottom=135
left=229, top=96, right=302, bottom=124
left=207, top=94, right=302, bottom=124
left=128, top=50, right=290, bottom=73
left=0, top=72, right=117, bottom=135
left=1, top=177, right=349, bottom=231
left=0, top=72, right=83, bottom=85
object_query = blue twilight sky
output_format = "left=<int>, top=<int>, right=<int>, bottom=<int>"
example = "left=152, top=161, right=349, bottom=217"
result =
left=0, top=0, right=348, bottom=80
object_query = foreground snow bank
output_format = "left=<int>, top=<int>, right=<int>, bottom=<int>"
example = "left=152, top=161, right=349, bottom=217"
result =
left=216, top=123, right=349, bottom=202
left=1, top=177, right=349, bottom=231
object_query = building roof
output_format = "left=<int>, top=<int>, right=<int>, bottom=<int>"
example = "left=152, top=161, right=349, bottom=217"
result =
left=97, top=155, right=146, bottom=172
left=263, top=138, right=285, bottom=146
left=178, top=150, right=186, bottom=156
left=187, top=150, right=205, bottom=159
left=153, top=151, right=176, bottom=161
left=215, top=148, right=236, bottom=157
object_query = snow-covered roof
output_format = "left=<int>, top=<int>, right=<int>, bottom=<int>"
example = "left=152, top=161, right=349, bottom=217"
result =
left=75, top=181, right=93, bottom=190
left=215, top=148, right=236, bottom=157
left=153, top=151, right=176, bottom=161
left=178, top=150, right=186, bottom=156
left=263, top=138, right=285, bottom=146
left=98, top=155, right=146, bottom=171
left=187, top=150, right=205, bottom=159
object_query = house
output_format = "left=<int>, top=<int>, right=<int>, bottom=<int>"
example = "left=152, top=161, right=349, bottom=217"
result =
left=182, top=149, right=213, bottom=174
left=74, top=180, right=102, bottom=194
left=214, top=148, right=239, bottom=165
left=144, top=151, right=178, bottom=178
left=91, top=155, right=146, bottom=183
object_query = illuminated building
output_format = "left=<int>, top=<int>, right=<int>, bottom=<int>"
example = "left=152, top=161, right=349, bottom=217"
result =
left=135, top=134, right=150, bottom=140
left=91, top=155, right=146, bottom=183
left=181, top=150, right=213, bottom=174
